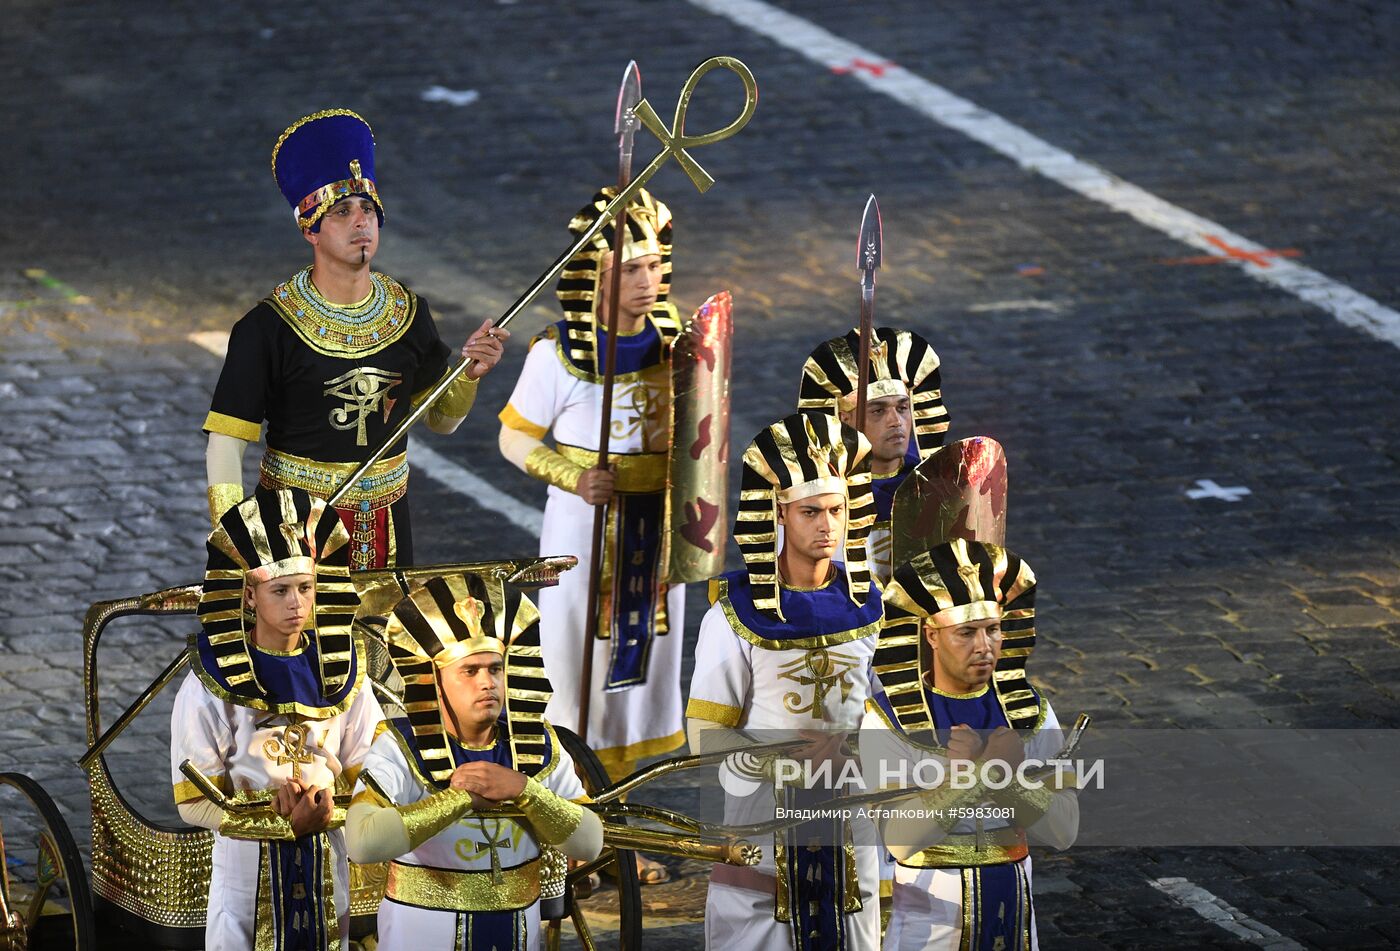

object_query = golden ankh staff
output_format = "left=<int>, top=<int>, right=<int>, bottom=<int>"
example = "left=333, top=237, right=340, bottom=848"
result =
left=327, top=56, right=758, bottom=507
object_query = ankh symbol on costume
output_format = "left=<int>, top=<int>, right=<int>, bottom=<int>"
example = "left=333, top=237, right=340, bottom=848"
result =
left=455, top=819, right=515, bottom=885
left=263, top=723, right=315, bottom=782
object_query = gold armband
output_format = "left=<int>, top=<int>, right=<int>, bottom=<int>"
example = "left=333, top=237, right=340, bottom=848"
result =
left=207, top=483, right=244, bottom=528
left=990, top=782, right=1057, bottom=827
left=400, top=788, right=474, bottom=850
left=524, top=446, right=585, bottom=494
left=218, top=806, right=296, bottom=842
left=918, top=779, right=989, bottom=833
left=425, top=374, right=479, bottom=421
left=515, top=777, right=583, bottom=846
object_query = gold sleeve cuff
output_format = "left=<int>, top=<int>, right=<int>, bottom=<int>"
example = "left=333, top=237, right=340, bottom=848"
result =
left=991, top=781, right=1057, bottom=827
left=415, top=372, right=479, bottom=420
left=515, top=776, right=583, bottom=847
left=400, top=788, right=474, bottom=851
left=524, top=445, right=585, bottom=494
left=218, top=806, right=296, bottom=842
left=204, top=411, right=262, bottom=443
left=919, top=779, right=987, bottom=832
left=207, top=483, right=244, bottom=528
left=499, top=403, right=548, bottom=439
left=686, top=698, right=743, bottom=727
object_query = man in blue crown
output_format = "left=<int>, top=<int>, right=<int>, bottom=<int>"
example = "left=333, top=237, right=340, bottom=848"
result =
left=203, top=109, right=508, bottom=568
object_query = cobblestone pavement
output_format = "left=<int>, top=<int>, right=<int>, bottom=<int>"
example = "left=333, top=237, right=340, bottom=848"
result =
left=3, top=0, right=1399, bottom=947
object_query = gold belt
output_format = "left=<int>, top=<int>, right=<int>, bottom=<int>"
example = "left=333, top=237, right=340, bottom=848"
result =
left=900, top=828, right=1028, bottom=869
left=260, top=448, right=409, bottom=512
left=385, top=858, right=540, bottom=913
left=556, top=443, right=667, bottom=493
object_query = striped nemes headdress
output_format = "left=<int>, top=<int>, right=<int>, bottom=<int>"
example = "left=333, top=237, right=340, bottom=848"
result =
left=798, top=327, right=950, bottom=458
left=198, top=486, right=360, bottom=709
left=553, top=186, right=680, bottom=378
left=875, top=539, right=1040, bottom=734
left=272, top=109, right=383, bottom=232
left=384, top=573, right=551, bottom=787
left=737, top=413, right=876, bottom=621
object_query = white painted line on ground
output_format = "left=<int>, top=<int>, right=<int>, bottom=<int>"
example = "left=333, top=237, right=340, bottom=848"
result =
left=187, top=330, right=544, bottom=536
left=967, top=299, right=1065, bottom=314
left=687, top=0, right=1400, bottom=349
left=1150, top=878, right=1305, bottom=949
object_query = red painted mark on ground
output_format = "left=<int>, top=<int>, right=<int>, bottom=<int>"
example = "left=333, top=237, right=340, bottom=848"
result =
left=831, top=58, right=894, bottom=77
left=1162, top=235, right=1302, bottom=268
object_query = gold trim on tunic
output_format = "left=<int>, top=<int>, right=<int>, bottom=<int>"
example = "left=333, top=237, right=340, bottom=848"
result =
left=499, top=402, right=548, bottom=439
left=684, top=698, right=743, bottom=727
left=267, top=266, right=415, bottom=358
left=555, top=444, right=667, bottom=494
left=716, top=583, right=881, bottom=652
left=205, top=411, right=263, bottom=443
left=386, top=858, right=540, bottom=912
left=260, top=448, right=408, bottom=511
left=899, top=829, right=1028, bottom=869
left=591, top=728, right=686, bottom=771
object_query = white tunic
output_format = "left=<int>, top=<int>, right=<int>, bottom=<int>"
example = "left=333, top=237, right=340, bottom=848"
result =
left=858, top=699, right=1074, bottom=951
left=169, top=670, right=385, bottom=951
left=355, top=725, right=587, bottom=951
left=687, top=599, right=882, bottom=951
left=502, top=334, right=685, bottom=771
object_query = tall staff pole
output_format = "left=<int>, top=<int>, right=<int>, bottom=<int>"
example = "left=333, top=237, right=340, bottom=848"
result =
left=578, top=62, right=644, bottom=743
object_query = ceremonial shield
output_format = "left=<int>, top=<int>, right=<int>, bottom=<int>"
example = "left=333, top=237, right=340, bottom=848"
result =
left=661, top=291, right=733, bottom=583
left=890, top=436, right=1007, bottom=568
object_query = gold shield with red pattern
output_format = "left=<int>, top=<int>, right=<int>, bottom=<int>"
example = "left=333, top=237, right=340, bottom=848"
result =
left=662, top=291, right=733, bottom=583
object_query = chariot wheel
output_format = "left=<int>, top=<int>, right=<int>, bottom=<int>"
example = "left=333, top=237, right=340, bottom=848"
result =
left=543, top=727, right=643, bottom=951
left=0, top=773, right=95, bottom=951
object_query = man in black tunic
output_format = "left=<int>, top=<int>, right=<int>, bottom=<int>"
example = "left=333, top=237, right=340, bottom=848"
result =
left=204, top=109, right=507, bottom=568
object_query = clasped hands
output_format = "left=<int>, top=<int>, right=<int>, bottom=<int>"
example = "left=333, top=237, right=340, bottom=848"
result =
left=945, top=724, right=1025, bottom=769
left=272, top=780, right=335, bottom=838
left=448, top=761, right=529, bottom=810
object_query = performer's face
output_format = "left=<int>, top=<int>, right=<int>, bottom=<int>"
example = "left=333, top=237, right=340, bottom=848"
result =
left=842, top=395, right=911, bottom=471
left=306, top=197, right=379, bottom=267
left=439, top=651, right=505, bottom=733
left=925, top=617, right=1003, bottom=693
left=246, top=573, right=314, bottom=639
left=778, top=492, right=847, bottom=562
left=596, top=252, right=662, bottom=324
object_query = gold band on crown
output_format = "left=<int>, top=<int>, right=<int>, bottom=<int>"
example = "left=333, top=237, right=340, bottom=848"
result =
left=837, top=379, right=908, bottom=413
left=244, top=555, right=316, bottom=585
left=928, top=601, right=1003, bottom=629
left=776, top=476, right=848, bottom=505
left=432, top=637, right=507, bottom=669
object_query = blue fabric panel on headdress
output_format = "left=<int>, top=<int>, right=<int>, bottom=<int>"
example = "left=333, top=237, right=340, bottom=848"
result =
left=275, top=113, right=377, bottom=218
left=196, top=634, right=358, bottom=709
left=721, top=566, right=882, bottom=642
left=871, top=458, right=915, bottom=523
left=925, top=687, right=1009, bottom=744
left=390, top=715, right=554, bottom=786
left=554, top=319, right=662, bottom=376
